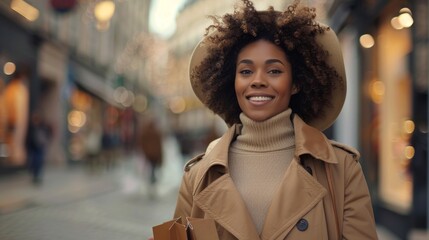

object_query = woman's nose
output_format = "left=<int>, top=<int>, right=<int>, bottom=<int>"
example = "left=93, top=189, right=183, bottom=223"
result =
left=251, top=74, right=267, bottom=88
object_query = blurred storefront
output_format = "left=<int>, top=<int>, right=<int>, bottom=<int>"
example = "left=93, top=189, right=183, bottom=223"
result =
left=0, top=8, right=38, bottom=169
left=0, top=0, right=152, bottom=172
left=331, top=0, right=428, bottom=238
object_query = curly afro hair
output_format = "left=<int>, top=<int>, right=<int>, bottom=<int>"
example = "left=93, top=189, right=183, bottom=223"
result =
left=191, top=0, right=343, bottom=126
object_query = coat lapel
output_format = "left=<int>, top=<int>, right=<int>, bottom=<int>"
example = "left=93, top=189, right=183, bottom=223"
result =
left=194, top=173, right=261, bottom=240
left=260, top=159, right=327, bottom=240
left=192, top=126, right=260, bottom=240
left=292, top=115, right=337, bottom=163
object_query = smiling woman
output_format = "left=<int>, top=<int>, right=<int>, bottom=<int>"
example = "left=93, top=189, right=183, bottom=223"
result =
left=171, top=0, right=379, bottom=239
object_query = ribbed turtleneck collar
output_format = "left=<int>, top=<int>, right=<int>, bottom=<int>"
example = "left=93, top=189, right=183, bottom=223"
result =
left=232, top=109, right=295, bottom=152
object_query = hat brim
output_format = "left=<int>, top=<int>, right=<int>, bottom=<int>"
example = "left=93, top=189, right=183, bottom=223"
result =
left=189, top=21, right=346, bottom=131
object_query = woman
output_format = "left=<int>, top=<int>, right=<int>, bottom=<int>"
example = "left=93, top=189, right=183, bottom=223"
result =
left=174, top=0, right=378, bottom=239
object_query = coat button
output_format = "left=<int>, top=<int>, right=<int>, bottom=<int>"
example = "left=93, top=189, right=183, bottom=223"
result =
left=296, top=218, right=309, bottom=231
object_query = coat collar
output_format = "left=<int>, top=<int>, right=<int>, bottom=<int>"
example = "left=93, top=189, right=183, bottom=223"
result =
left=197, top=113, right=337, bottom=173
left=292, top=114, right=338, bottom=164
left=192, top=114, right=336, bottom=239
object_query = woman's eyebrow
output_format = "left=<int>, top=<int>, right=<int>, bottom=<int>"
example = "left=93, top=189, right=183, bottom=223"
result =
left=266, top=59, right=285, bottom=66
left=237, top=59, right=253, bottom=65
left=237, top=59, right=285, bottom=65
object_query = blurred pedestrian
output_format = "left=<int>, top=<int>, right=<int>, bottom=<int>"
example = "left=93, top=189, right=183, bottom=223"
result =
left=27, top=110, right=52, bottom=184
left=173, top=0, right=378, bottom=239
left=3, top=65, right=30, bottom=167
left=138, top=115, right=163, bottom=196
left=86, top=123, right=102, bottom=172
left=101, top=126, right=118, bottom=170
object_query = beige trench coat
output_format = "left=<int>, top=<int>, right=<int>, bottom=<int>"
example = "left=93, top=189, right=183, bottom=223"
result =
left=174, top=115, right=378, bottom=240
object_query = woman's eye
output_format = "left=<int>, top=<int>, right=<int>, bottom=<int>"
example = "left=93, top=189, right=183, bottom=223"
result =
left=268, top=69, right=283, bottom=74
left=239, top=69, right=252, bottom=75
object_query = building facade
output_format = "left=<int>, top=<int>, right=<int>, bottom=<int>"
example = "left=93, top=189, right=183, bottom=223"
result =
left=330, top=0, right=428, bottom=238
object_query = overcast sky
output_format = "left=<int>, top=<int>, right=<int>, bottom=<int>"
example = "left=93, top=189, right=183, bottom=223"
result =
left=149, top=0, right=187, bottom=39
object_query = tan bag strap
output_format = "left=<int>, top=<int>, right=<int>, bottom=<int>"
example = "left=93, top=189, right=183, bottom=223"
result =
left=324, top=163, right=341, bottom=240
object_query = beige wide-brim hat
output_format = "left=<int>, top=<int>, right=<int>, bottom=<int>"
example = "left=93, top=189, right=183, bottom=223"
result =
left=189, top=17, right=346, bottom=131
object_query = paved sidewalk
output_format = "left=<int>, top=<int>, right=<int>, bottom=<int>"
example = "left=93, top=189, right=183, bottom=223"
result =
left=0, top=136, right=185, bottom=240
left=0, top=164, right=117, bottom=215
left=0, top=135, right=185, bottom=214
left=0, top=160, right=180, bottom=239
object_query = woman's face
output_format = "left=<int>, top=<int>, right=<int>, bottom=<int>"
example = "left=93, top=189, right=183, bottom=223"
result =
left=235, top=39, right=297, bottom=122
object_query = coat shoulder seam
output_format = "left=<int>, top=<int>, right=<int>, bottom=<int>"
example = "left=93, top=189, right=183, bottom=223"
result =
left=329, top=140, right=360, bottom=162
left=184, top=153, right=205, bottom=172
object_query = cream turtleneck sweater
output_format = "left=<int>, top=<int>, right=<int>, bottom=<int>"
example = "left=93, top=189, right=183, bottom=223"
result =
left=229, top=109, right=295, bottom=234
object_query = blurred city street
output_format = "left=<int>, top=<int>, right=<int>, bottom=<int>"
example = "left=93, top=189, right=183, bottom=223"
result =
left=0, top=136, right=184, bottom=240
left=0, top=1, right=428, bottom=239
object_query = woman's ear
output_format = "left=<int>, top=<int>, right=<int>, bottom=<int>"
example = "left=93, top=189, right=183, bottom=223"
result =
left=292, top=85, right=300, bottom=95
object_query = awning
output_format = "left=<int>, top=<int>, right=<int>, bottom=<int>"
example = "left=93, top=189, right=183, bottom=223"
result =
left=69, top=61, right=121, bottom=108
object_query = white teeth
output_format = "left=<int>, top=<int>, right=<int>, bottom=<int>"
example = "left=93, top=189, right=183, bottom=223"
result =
left=249, top=96, right=273, bottom=101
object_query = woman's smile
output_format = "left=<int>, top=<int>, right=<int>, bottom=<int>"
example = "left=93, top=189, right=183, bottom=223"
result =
left=247, top=94, right=274, bottom=105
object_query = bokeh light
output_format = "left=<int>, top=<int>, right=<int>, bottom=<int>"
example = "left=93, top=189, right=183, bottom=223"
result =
left=3, top=62, right=16, bottom=75
left=360, top=34, right=375, bottom=48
